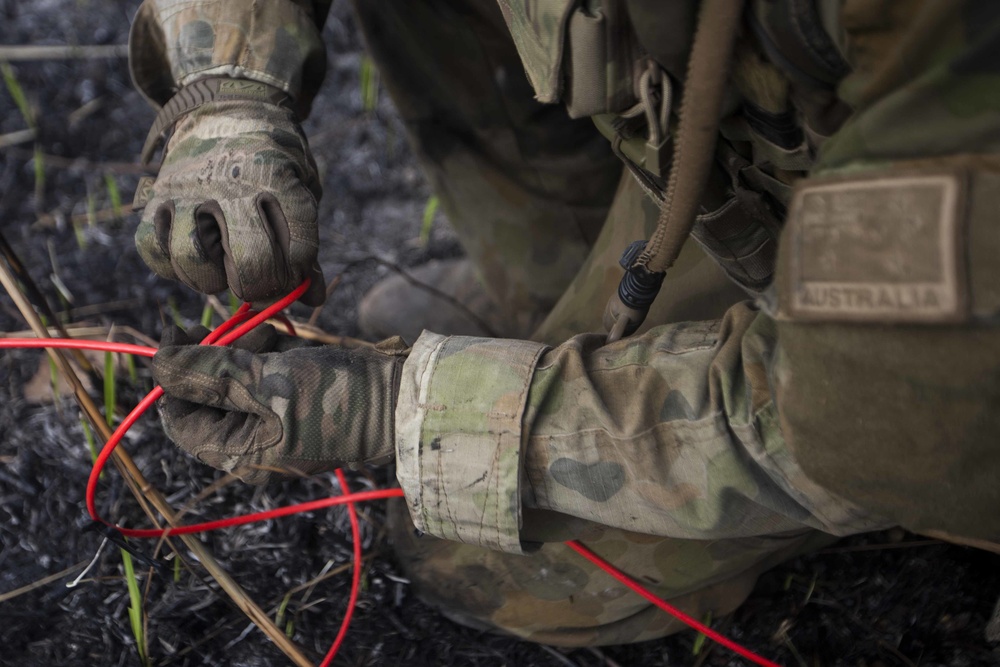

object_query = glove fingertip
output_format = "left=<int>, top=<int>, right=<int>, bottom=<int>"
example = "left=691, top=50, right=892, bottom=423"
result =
left=299, top=264, right=327, bottom=307
left=159, top=324, right=211, bottom=349
left=188, top=325, right=213, bottom=342
left=135, top=209, right=179, bottom=281
left=230, top=323, right=279, bottom=353
left=158, top=325, right=187, bottom=348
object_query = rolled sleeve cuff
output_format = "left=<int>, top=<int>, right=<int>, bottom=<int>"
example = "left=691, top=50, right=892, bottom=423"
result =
left=395, top=332, right=547, bottom=554
left=129, top=0, right=326, bottom=114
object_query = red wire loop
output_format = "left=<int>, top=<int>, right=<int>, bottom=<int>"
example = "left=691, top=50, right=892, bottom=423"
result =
left=0, top=279, right=781, bottom=666
left=322, top=470, right=363, bottom=667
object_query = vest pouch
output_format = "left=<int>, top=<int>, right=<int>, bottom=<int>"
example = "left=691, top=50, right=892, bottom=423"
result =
left=498, top=0, right=642, bottom=118
left=690, top=145, right=785, bottom=294
left=772, top=161, right=1000, bottom=544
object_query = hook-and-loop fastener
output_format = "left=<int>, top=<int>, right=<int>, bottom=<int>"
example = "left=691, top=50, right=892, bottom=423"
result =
left=139, top=77, right=293, bottom=167
left=774, top=166, right=995, bottom=324
left=133, top=77, right=295, bottom=210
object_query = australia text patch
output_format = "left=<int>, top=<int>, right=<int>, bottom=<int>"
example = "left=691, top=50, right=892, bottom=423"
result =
left=784, top=174, right=966, bottom=322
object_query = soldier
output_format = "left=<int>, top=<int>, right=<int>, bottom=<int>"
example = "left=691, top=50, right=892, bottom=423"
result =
left=131, top=0, right=1000, bottom=646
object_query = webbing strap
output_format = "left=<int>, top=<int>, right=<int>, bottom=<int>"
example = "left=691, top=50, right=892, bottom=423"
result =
left=140, top=77, right=292, bottom=165
left=636, top=0, right=745, bottom=273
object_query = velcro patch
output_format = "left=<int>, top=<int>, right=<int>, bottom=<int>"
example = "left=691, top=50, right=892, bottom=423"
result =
left=783, top=174, right=967, bottom=323
left=132, top=176, right=156, bottom=211
left=217, top=79, right=271, bottom=98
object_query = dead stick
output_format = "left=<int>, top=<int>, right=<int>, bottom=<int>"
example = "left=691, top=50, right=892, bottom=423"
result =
left=1, top=147, right=154, bottom=175
left=0, top=229, right=95, bottom=374
left=0, top=44, right=128, bottom=61
left=0, top=260, right=314, bottom=666
left=34, top=202, right=135, bottom=229
left=0, top=128, right=35, bottom=149
left=307, top=273, right=342, bottom=327
left=0, top=560, right=89, bottom=603
left=205, top=293, right=373, bottom=348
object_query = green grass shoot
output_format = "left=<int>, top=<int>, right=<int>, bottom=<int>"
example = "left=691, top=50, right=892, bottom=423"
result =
left=86, top=190, right=96, bottom=226
left=38, top=315, right=60, bottom=404
left=80, top=416, right=98, bottom=464
left=33, top=144, right=45, bottom=202
left=120, top=548, right=149, bottom=667
left=167, top=297, right=184, bottom=328
left=0, top=61, right=42, bottom=202
left=360, top=56, right=379, bottom=112
left=73, top=220, right=87, bottom=250
left=783, top=633, right=808, bottom=667
left=419, top=195, right=439, bottom=247
left=103, top=351, right=115, bottom=427
left=74, top=190, right=96, bottom=249
left=79, top=416, right=104, bottom=480
left=47, top=353, right=60, bottom=408
left=228, top=291, right=240, bottom=316
left=104, top=173, right=122, bottom=220
left=1, top=60, right=34, bottom=128
left=173, top=555, right=181, bottom=584
left=276, top=591, right=293, bottom=628
left=125, top=353, right=137, bottom=385
left=200, top=301, right=214, bottom=328
left=692, top=610, right=712, bottom=655
left=803, top=572, right=818, bottom=605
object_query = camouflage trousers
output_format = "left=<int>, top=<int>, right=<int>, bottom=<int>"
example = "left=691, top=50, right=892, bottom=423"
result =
left=353, top=0, right=830, bottom=646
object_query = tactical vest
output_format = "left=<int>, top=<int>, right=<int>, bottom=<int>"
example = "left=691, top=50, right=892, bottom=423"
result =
left=502, top=0, right=1000, bottom=546
left=498, top=0, right=851, bottom=295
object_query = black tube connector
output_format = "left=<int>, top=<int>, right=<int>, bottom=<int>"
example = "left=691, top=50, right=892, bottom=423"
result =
left=603, top=241, right=666, bottom=341
left=616, top=240, right=665, bottom=312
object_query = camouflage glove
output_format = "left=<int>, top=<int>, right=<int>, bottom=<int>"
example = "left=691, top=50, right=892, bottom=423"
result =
left=152, top=326, right=407, bottom=484
left=135, top=78, right=326, bottom=305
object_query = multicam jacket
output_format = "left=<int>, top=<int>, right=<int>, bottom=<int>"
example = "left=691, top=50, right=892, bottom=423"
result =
left=131, top=0, right=1000, bottom=554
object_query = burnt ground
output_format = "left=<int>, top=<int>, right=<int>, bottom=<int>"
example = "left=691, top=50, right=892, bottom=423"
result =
left=0, top=2, right=998, bottom=666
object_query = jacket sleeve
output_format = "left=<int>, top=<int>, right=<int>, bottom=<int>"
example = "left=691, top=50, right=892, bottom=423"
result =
left=394, top=306, right=887, bottom=555
left=129, top=0, right=329, bottom=116
left=394, top=2, right=1000, bottom=554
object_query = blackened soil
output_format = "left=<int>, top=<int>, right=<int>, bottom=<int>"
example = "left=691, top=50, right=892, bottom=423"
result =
left=1, top=2, right=998, bottom=666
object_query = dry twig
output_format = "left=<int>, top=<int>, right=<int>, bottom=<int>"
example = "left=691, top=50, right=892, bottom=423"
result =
left=205, top=293, right=374, bottom=348
left=0, top=44, right=128, bottom=61
left=0, top=229, right=96, bottom=373
left=0, top=128, right=36, bottom=148
left=0, top=257, right=314, bottom=666
left=34, top=202, right=135, bottom=230
left=0, top=560, right=89, bottom=603
left=1, top=147, right=153, bottom=176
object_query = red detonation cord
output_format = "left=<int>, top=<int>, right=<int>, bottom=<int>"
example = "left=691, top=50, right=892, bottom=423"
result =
left=323, top=469, right=362, bottom=667
left=565, top=540, right=779, bottom=667
left=0, top=280, right=779, bottom=667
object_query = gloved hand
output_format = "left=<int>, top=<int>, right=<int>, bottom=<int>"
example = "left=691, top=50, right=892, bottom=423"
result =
left=152, top=325, right=407, bottom=484
left=135, top=80, right=326, bottom=305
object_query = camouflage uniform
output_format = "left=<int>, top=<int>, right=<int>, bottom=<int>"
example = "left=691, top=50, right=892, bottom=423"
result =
left=131, top=0, right=1000, bottom=646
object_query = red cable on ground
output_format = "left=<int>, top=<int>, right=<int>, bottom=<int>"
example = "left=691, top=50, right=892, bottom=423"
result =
left=321, top=469, right=363, bottom=667
left=114, top=488, right=403, bottom=538
left=0, top=338, right=156, bottom=357
left=566, top=540, right=780, bottom=667
left=1, top=280, right=782, bottom=666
